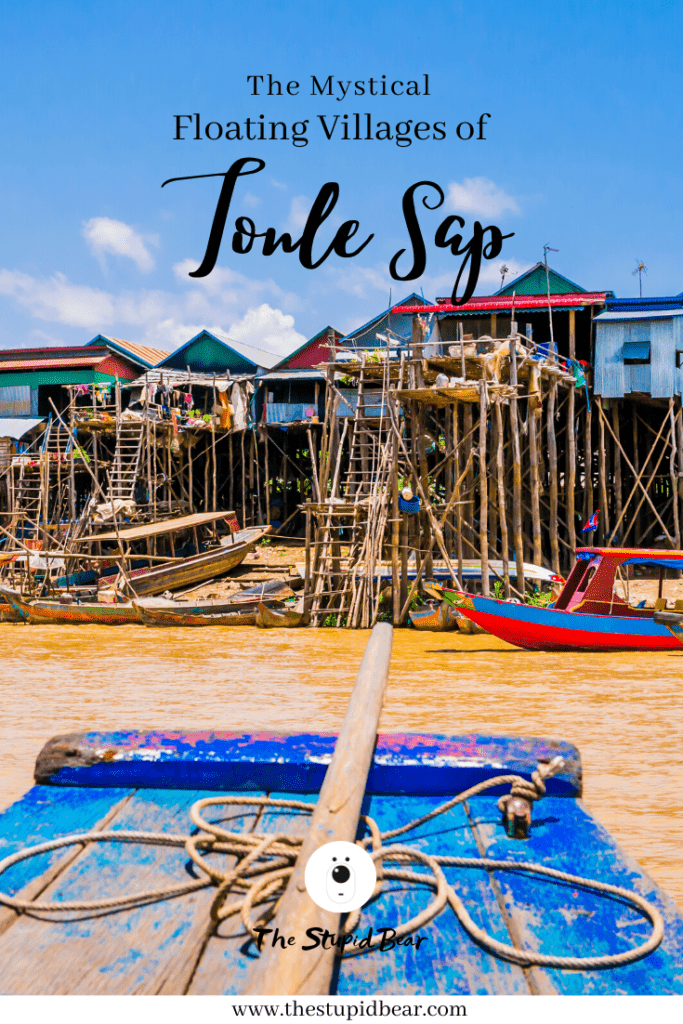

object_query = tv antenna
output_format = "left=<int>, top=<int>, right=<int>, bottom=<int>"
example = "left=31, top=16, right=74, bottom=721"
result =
left=633, top=259, right=648, bottom=297
left=543, top=245, right=559, bottom=357
left=500, top=264, right=509, bottom=289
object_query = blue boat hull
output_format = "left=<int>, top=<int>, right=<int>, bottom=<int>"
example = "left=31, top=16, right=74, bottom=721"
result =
left=0, top=731, right=681, bottom=995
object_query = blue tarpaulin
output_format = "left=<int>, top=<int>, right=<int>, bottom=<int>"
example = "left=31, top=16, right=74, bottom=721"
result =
left=621, top=557, right=683, bottom=571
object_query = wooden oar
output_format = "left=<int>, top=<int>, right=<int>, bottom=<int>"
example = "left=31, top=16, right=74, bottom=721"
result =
left=244, top=622, right=393, bottom=996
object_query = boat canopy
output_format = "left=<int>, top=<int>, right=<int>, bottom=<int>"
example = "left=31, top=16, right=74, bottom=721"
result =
left=621, top=557, right=683, bottom=571
left=76, top=510, right=234, bottom=544
left=576, top=547, right=683, bottom=571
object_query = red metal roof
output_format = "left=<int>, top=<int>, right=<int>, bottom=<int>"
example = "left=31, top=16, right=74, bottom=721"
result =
left=577, top=547, right=683, bottom=558
left=392, top=293, right=608, bottom=314
left=0, top=355, right=110, bottom=370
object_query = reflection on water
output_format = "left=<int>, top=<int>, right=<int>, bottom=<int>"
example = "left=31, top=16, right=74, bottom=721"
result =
left=0, top=624, right=681, bottom=907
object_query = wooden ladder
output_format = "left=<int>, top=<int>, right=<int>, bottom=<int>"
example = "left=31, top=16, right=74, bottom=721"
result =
left=109, top=420, right=145, bottom=499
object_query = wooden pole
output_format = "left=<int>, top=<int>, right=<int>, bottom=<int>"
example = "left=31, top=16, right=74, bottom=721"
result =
left=612, top=403, right=625, bottom=540
left=478, top=381, right=489, bottom=596
left=495, top=397, right=510, bottom=597
left=597, top=397, right=609, bottom=546
left=244, top=624, right=393, bottom=996
left=509, top=338, right=525, bottom=592
left=584, top=402, right=593, bottom=523
left=528, top=407, right=542, bottom=565
left=454, top=402, right=463, bottom=586
left=228, top=432, right=234, bottom=515
left=391, top=431, right=400, bottom=624
left=241, top=430, right=247, bottom=528
left=212, top=376, right=217, bottom=512
left=547, top=380, right=560, bottom=573
left=670, top=398, right=681, bottom=548
left=304, top=502, right=312, bottom=613
left=567, top=383, right=576, bottom=565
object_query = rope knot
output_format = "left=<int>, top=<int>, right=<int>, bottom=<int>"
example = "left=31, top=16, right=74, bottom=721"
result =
left=497, top=756, right=565, bottom=839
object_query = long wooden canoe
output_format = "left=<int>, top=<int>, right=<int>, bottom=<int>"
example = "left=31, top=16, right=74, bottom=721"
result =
left=134, top=603, right=257, bottom=627
left=98, top=526, right=270, bottom=597
left=0, top=585, right=142, bottom=625
left=409, top=601, right=461, bottom=632
left=255, top=601, right=310, bottom=628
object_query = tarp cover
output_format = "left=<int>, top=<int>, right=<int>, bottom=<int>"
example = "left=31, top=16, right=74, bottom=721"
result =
left=621, top=557, right=683, bottom=571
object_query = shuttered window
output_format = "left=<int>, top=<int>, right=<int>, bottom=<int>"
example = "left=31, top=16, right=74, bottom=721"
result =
left=623, top=340, right=651, bottom=364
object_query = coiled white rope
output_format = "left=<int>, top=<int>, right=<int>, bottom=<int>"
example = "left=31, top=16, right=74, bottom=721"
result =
left=0, top=765, right=664, bottom=971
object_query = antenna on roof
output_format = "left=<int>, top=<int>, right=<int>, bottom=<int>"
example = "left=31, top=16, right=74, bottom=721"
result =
left=500, top=264, right=509, bottom=289
left=633, top=259, right=648, bottom=298
left=543, top=245, right=559, bottom=359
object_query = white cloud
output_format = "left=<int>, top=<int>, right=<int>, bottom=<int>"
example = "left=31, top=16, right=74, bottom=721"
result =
left=0, top=262, right=306, bottom=364
left=446, top=177, right=520, bottom=218
left=225, top=305, right=306, bottom=359
left=285, top=195, right=310, bottom=233
left=0, top=269, right=115, bottom=327
left=82, top=217, right=157, bottom=273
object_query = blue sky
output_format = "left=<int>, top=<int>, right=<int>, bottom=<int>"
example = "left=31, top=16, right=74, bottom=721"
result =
left=0, top=0, right=681, bottom=364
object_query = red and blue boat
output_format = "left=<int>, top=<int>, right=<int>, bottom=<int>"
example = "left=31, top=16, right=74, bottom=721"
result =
left=442, top=547, right=683, bottom=652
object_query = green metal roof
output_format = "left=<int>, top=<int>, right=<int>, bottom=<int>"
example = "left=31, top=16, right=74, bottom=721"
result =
left=497, top=263, right=586, bottom=296
left=156, top=331, right=259, bottom=374
left=0, top=369, right=120, bottom=387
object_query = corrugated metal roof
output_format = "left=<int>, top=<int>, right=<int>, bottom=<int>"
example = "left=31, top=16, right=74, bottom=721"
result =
left=260, top=370, right=326, bottom=381
left=96, top=336, right=169, bottom=368
left=394, top=293, right=607, bottom=314
left=125, top=368, right=253, bottom=387
left=0, top=355, right=109, bottom=370
left=605, top=296, right=683, bottom=311
left=595, top=309, right=683, bottom=321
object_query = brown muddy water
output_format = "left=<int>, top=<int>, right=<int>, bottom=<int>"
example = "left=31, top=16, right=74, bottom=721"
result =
left=0, top=624, right=681, bottom=908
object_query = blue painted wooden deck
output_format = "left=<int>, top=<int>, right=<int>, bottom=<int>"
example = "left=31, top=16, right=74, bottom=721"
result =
left=0, top=732, right=681, bottom=995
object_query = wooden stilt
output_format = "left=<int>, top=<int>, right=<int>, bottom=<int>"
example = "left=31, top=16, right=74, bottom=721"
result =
left=611, top=403, right=622, bottom=543
left=567, top=383, right=576, bottom=565
left=597, top=397, right=609, bottom=543
left=509, top=338, right=525, bottom=592
left=670, top=398, right=681, bottom=547
left=495, top=397, right=510, bottom=597
left=528, top=407, right=542, bottom=565
left=478, top=381, right=489, bottom=596
left=547, top=380, right=560, bottom=573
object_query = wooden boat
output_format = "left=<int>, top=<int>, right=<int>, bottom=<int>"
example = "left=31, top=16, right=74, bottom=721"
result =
left=409, top=601, right=461, bottom=631
left=255, top=600, right=310, bottom=628
left=0, top=585, right=142, bottom=625
left=109, top=528, right=269, bottom=597
left=442, top=547, right=683, bottom=652
left=1, top=679, right=682, bottom=991
left=0, top=593, right=22, bottom=622
left=134, top=603, right=257, bottom=627
left=133, top=580, right=295, bottom=626
left=73, top=512, right=270, bottom=598
left=654, top=609, right=683, bottom=642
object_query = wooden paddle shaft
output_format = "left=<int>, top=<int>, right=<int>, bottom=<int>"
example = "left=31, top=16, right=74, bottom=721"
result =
left=243, top=623, right=393, bottom=996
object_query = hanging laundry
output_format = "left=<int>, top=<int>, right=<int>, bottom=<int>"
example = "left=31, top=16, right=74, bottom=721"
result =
left=217, top=389, right=232, bottom=429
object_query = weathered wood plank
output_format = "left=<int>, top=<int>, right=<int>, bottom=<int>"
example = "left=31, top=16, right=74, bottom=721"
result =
left=243, top=623, right=393, bottom=995
left=467, top=795, right=683, bottom=995
left=0, top=785, right=133, bottom=941
left=189, top=793, right=318, bottom=994
left=31, top=729, right=582, bottom=796
left=335, top=795, right=530, bottom=995
left=0, top=788, right=264, bottom=995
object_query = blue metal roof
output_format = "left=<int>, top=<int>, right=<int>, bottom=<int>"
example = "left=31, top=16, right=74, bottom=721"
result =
left=605, top=295, right=683, bottom=312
